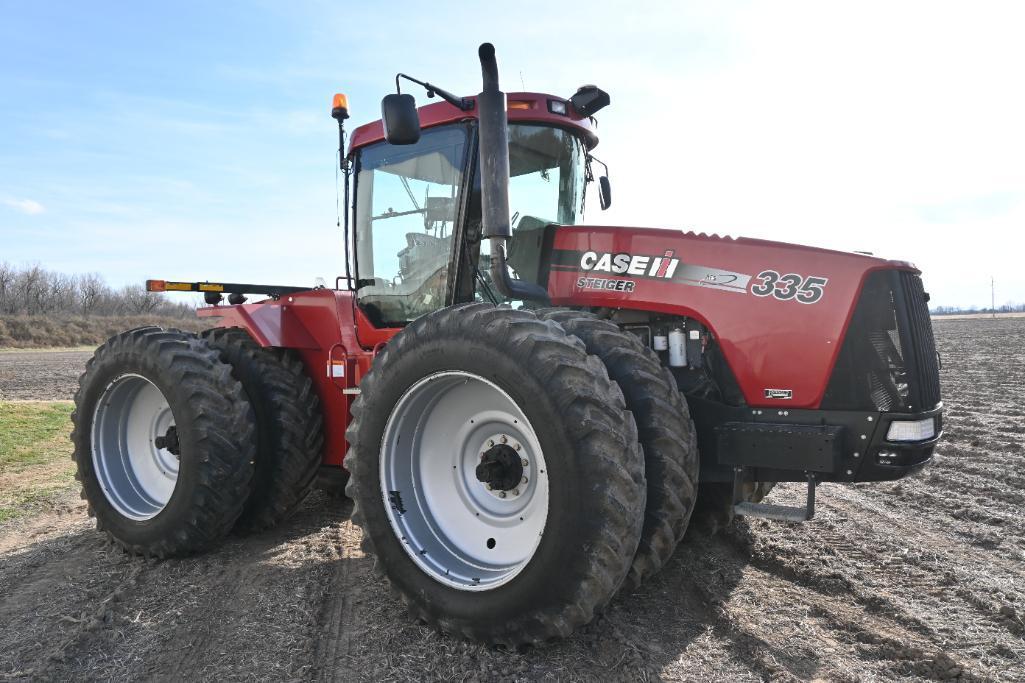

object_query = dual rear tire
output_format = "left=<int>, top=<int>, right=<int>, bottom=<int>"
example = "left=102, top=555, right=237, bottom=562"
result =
left=72, top=326, right=322, bottom=557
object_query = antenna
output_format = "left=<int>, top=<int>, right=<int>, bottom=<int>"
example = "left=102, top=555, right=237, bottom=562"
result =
left=992, top=276, right=996, bottom=318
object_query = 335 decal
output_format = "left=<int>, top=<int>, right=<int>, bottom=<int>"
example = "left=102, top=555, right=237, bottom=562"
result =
left=750, top=270, right=828, bottom=304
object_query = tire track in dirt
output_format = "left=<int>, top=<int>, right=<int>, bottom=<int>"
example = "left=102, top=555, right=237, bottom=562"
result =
left=741, top=489, right=1024, bottom=676
left=312, top=524, right=367, bottom=681
left=722, top=511, right=1011, bottom=680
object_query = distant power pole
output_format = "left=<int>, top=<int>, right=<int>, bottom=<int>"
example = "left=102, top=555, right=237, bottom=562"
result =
left=992, top=276, right=996, bottom=318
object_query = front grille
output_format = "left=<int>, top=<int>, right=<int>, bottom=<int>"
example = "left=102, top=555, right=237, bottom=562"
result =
left=897, top=272, right=942, bottom=410
left=822, top=270, right=941, bottom=412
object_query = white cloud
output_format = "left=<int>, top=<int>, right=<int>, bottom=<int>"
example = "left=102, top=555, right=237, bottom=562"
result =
left=2, top=198, right=45, bottom=215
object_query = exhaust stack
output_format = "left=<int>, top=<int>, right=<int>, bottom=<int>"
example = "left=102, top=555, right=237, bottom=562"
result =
left=476, top=43, right=550, bottom=303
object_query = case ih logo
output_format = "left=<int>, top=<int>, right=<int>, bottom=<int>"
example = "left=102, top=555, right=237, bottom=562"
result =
left=580, top=250, right=680, bottom=279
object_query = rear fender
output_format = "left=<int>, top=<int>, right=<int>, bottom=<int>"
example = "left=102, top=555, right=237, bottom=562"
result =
left=197, top=289, right=371, bottom=468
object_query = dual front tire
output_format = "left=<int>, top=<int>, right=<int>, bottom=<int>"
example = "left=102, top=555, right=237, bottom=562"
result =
left=345, top=303, right=698, bottom=646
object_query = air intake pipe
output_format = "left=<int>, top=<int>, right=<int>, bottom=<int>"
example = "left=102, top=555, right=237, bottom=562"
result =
left=476, top=43, right=551, bottom=303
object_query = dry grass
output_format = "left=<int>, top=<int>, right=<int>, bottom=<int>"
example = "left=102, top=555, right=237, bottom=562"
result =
left=0, top=315, right=212, bottom=349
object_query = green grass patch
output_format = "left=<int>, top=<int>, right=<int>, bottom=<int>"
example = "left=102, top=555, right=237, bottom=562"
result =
left=0, top=401, right=76, bottom=522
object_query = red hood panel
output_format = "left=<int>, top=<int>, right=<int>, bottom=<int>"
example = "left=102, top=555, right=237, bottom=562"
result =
left=548, top=226, right=916, bottom=408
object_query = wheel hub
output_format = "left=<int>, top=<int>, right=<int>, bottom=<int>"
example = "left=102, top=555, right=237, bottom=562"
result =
left=154, top=425, right=181, bottom=457
left=476, top=442, right=524, bottom=492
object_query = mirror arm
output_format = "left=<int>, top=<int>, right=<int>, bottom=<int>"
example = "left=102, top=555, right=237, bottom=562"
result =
left=587, top=154, right=610, bottom=177
left=395, top=73, right=475, bottom=111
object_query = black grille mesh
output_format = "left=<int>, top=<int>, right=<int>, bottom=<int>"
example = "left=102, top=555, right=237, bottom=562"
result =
left=898, top=272, right=942, bottom=410
left=822, top=271, right=941, bottom=412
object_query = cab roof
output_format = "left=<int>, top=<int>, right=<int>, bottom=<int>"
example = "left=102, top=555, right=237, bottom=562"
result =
left=348, top=92, right=599, bottom=155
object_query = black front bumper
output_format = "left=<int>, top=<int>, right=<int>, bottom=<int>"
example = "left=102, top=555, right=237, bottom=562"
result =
left=689, top=397, right=943, bottom=484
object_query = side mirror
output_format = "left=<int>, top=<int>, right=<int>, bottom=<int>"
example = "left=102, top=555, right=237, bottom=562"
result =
left=381, top=93, right=421, bottom=145
left=570, top=85, right=610, bottom=118
left=599, top=175, right=612, bottom=210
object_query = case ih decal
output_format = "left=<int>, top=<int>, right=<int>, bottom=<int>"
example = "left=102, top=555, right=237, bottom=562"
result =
left=554, top=249, right=752, bottom=294
left=674, top=263, right=751, bottom=294
left=576, top=277, right=637, bottom=292
left=579, top=250, right=681, bottom=279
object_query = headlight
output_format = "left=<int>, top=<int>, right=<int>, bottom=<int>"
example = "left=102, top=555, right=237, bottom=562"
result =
left=886, top=417, right=936, bottom=442
left=548, top=99, right=568, bottom=115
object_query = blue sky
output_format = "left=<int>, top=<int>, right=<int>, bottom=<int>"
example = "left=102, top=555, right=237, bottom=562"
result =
left=1, top=1, right=1022, bottom=308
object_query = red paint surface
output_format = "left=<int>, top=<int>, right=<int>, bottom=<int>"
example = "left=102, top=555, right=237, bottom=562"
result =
left=348, top=92, right=598, bottom=153
left=548, top=226, right=917, bottom=409
left=196, top=228, right=917, bottom=467
left=198, top=290, right=401, bottom=468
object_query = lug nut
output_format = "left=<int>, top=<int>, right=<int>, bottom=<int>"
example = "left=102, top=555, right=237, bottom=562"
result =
left=500, top=435, right=508, bottom=444
left=486, top=484, right=493, bottom=491
left=514, top=444, right=521, bottom=451
left=521, top=476, right=528, bottom=484
left=488, top=439, right=495, bottom=447
left=512, top=489, right=519, bottom=496
left=521, top=458, right=528, bottom=467
left=499, top=491, right=507, bottom=498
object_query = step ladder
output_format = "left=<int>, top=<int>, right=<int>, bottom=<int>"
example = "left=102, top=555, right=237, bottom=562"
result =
left=732, top=469, right=817, bottom=522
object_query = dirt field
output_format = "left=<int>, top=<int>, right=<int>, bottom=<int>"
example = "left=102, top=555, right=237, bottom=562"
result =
left=0, top=349, right=93, bottom=401
left=1, top=319, right=1023, bottom=681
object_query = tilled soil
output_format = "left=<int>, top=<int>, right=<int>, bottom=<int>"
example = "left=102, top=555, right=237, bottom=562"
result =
left=1, top=319, right=1023, bottom=682
left=0, top=350, right=92, bottom=401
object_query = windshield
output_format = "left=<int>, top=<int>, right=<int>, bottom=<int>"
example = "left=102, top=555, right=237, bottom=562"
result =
left=354, top=126, right=467, bottom=326
left=508, top=124, right=587, bottom=226
left=352, top=122, right=587, bottom=324
left=479, top=124, right=587, bottom=300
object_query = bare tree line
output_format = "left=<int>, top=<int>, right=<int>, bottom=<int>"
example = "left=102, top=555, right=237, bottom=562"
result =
left=932, top=303, right=1025, bottom=315
left=0, top=262, right=196, bottom=318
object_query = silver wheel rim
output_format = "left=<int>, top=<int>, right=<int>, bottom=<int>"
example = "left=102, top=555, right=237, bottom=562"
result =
left=91, top=374, right=179, bottom=521
left=380, top=371, right=549, bottom=591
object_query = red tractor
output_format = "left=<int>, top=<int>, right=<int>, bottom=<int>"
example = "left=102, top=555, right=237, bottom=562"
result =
left=72, top=44, right=942, bottom=646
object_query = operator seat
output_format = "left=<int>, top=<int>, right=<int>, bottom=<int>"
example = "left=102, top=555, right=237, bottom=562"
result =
left=505, top=215, right=550, bottom=285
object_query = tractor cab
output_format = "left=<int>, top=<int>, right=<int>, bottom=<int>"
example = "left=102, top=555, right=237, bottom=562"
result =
left=343, top=89, right=607, bottom=328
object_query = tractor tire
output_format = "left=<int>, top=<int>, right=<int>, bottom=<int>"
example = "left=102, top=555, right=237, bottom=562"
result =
left=202, top=328, right=325, bottom=533
left=345, top=303, right=646, bottom=646
left=537, top=310, right=698, bottom=587
left=71, top=327, right=256, bottom=557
